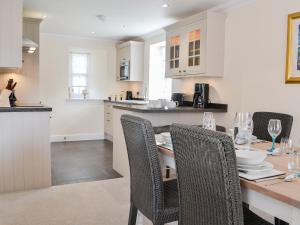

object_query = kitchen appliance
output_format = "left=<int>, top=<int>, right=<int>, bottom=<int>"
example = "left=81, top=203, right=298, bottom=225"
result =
left=120, top=60, right=130, bottom=80
left=171, top=93, right=184, bottom=106
left=126, top=91, right=133, bottom=100
left=193, top=83, right=209, bottom=108
left=23, top=37, right=38, bottom=54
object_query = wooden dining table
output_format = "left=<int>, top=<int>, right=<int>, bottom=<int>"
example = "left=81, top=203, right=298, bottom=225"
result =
left=158, top=142, right=300, bottom=225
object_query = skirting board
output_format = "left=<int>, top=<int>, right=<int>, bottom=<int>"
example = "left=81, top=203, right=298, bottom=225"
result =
left=50, top=133, right=104, bottom=143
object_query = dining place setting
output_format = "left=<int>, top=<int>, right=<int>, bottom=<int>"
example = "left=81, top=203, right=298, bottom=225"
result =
left=121, top=111, right=300, bottom=225
left=155, top=111, right=300, bottom=184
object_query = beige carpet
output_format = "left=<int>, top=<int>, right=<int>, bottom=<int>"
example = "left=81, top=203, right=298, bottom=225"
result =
left=0, top=178, right=177, bottom=225
left=0, top=178, right=162, bottom=225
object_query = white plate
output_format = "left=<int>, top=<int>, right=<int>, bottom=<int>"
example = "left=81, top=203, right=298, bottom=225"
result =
left=238, top=161, right=273, bottom=170
left=235, top=150, right=267, bottom=165
left=238, top=162, right=273, bottom=174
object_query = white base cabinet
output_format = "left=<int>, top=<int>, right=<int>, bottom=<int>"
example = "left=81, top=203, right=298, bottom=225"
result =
left=104, top=102, right=113, bottom=141
left=0, top=112, right=51, bottom=193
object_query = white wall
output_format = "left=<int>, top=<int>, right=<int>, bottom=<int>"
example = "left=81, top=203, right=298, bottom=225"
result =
left=172, top=0, right=300, bottom=139
left=39, top=34, right=129, bottom=141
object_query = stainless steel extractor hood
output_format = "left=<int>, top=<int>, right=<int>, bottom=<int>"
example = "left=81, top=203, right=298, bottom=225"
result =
left=23, top=37, right=38, bottom=54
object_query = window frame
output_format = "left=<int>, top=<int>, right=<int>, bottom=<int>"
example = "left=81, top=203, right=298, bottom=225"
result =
left=69, top=50, right=91, bottom=99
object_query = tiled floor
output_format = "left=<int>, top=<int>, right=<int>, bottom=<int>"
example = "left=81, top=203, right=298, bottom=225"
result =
left=51, top=140, right=122, bottom=185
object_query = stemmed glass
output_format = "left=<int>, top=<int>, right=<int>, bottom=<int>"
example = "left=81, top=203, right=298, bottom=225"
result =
left=268, top=119, right=282, bottom=152
left=203, top=112, right=216, bottom=131
left=233, top=112, right=253, bottom=149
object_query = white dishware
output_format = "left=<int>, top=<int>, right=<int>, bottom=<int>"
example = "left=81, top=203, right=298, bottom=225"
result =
left=237, top=161, right=273, bottom=170
left=165, top=101, right=177, bottom=109
left=147, top=100, right=162, bottom=109
left=161, top=132, right=172, bottom=145
left=235, top=150, right=267, bottom=165
left=238, top=162, right=273, bottom=174
left=155, top=134, right=166, bottom=145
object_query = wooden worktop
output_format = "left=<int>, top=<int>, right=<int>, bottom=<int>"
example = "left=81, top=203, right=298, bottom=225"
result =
left=158, top=142, right=300, bottom=209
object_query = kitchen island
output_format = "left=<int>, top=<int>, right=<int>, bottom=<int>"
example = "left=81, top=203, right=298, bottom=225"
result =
left=113, top=104, right=227, bottom=176
left=0, top=106, right=52, bottom=193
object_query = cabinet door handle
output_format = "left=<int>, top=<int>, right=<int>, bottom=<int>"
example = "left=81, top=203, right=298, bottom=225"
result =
left=179, top=70, right=182, bottom=73
left=183, top=70, right=186, bottom=73
left=106, top=120, right=110, bottom=122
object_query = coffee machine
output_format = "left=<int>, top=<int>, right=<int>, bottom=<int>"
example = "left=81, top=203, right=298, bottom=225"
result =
left=193, top=83, right=209, bottom=108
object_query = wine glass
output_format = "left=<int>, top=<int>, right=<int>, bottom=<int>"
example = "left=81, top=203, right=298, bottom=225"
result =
left=234, top=112, right=253, bottom=149
left=203, top=112, right=216, bottom=131
left=268, top=119, right=282, bottom=152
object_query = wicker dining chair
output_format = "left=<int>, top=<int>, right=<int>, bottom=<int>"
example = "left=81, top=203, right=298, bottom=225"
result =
left=121, top=114, right=179, bottom=225
left=170, top=124, right=272, bottom=225
left=253, top=112, right=293, bottom=143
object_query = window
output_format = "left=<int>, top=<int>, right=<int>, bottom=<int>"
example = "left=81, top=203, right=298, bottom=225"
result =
left=149, top=42, right=171, bottom=100
left=69, top=52, right=90, bottom=99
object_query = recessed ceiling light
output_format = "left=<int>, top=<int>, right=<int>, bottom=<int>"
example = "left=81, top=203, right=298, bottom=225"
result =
left=162, top=3, right=169, bottom=8
left=42, top=15, right=47, bottom=19
left=91, top=31, right=96, bottom=35
left=96, top=14, right=106, bottom=22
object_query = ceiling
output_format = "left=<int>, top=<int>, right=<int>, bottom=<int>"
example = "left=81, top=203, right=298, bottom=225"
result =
left=23, top=0, right=230, bottom=40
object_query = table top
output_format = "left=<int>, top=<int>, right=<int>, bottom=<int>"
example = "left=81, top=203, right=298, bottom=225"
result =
left=158, top=142, right=300, bottom=209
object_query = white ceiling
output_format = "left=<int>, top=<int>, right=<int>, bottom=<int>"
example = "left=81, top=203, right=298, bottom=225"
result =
left=23, top=0, right=230, bottom=40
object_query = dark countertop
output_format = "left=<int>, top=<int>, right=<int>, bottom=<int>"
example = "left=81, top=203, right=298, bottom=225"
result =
left=113, top=103, right=228, bottom=113
left=0, top=106, right=52, bottom=112
left=104, top=99, right=148, bottom=105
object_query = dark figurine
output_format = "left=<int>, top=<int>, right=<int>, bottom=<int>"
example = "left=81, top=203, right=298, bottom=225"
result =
left=6, top=79, right=17, bottom=107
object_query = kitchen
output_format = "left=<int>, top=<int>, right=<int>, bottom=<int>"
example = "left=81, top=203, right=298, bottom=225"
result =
left=1, top=0, right=300, bottom=225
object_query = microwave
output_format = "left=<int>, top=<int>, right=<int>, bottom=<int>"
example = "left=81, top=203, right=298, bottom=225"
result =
left=120, top=60, right=130, bottom=80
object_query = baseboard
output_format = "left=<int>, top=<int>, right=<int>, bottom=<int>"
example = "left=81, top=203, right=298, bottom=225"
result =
left=50, top=133, right=104, bottom=143
left=104, top=133, right=113, bottom=142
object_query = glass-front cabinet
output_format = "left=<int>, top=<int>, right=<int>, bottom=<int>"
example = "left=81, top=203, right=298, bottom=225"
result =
left=164, top=11, right=225, bottom=78
left=165, top=21, right=206, bottom=77
left=166, top=32, right=182, bottom=76
left=185, top=21, right=206, bottom=75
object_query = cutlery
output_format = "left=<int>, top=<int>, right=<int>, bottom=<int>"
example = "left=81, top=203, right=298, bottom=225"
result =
left=255, top=175, right=286, bottom=183
left=264, top=174, right=296, bottom=186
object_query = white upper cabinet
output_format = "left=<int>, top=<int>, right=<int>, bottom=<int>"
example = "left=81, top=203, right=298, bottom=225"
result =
left=0, top=0, right=22, bottom=70
left=165, top=11, right=225, bottom=78
left=116, top=41, right=144, bottom=82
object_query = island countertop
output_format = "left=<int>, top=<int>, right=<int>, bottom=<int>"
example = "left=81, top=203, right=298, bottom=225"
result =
left=104, top=99, right=148, bottom=105
left=113, top=103, right=227, bottom=113
left=0, top=106, right=52, bottom=112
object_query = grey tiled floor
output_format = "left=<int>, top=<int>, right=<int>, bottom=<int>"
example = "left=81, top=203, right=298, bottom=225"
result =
left=51, top=140, right=122, bottom=185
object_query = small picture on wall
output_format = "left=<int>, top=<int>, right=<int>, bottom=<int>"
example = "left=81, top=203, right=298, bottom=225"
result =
left=286, top=12, right=300, bottom=83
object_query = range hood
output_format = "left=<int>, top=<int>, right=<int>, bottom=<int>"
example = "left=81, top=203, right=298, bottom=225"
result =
left=23, top=37, right=38, bottom=54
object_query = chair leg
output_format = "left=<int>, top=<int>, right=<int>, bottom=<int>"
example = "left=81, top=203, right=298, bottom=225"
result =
left=128, top=202, right=138, bottom=225
left=166, top=166, right=170, bottom=178
left=275, top=217, right=289, bottom=225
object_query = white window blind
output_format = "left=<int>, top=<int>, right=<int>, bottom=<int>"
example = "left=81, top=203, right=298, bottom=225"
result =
left=69, top=52, right=90, bottom=99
